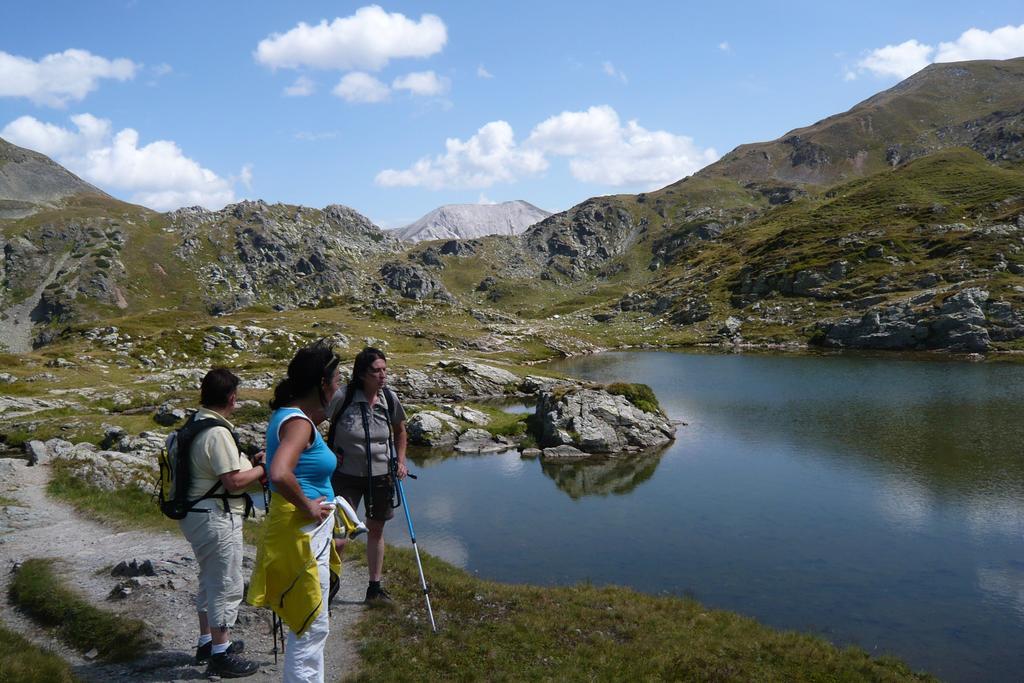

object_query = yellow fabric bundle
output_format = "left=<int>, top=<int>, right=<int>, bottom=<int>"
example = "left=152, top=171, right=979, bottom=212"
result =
left=247, top=496, right=341, bottom=635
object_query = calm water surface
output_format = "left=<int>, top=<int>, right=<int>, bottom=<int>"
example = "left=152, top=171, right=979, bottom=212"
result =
left=383, top=351, right=1024, bottom=682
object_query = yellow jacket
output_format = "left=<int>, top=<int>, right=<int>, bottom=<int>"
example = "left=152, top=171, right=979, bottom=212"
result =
left=247, top=496, right=342, bottom=635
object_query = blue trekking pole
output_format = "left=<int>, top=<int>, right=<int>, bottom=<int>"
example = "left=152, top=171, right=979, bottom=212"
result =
left=395, top=475, right=438, bottom=632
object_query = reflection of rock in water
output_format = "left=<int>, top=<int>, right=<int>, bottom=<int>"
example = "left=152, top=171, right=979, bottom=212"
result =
left=540, top=449, right=665, bottom=499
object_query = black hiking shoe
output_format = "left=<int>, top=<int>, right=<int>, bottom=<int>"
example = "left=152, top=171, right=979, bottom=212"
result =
left=194, top=639, right=244, bottom=664
left=365, top=584, right=393, bottom=603
left=207, top=651, right=259, bottom=678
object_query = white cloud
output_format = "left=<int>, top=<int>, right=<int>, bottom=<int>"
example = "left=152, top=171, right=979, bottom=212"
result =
left=477, top=64, right=493, bottom=79
left=1, top=114, right=240, bottom=211
left=936, top=24, right=1024, bottom=62
left=477, top=193, right=496, bottom=204
left=151, top=63, right=173, bottom=77
left=255, top=5, right=446, bottom=71
left=852, top=23, right=1024, bottom=80
left=602, top=60, right=628, bottom=84
left=237, top=164, right=254, bottom=191
left=332, top=72, right=390, bottom=103
left=528, top=105, right=718, bottom=186
left=854, top=39, right=934, bottom=79
left=0, top=48, right=136, bottom=107
left=718, top=41, right=731, bottom=52
left=375, top=120, right=547, bottom=189
left=284, top=75, right=315, bottom=96
left=375, top=105, right=718, bottom=190
left=392, top=70, right=449, bottom=96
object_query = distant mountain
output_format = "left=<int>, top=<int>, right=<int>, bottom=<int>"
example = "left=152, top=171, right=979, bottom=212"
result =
left=396, top=200, right=552, bottom=242
left=0, top=137, right=108, bottom=219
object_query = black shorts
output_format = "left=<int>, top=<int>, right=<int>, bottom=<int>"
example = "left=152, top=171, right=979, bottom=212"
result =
left=332, top=472, right=396, bottom=522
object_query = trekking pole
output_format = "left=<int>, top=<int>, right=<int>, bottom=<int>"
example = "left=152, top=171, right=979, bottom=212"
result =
left=395, top=475, right=437, bottom=632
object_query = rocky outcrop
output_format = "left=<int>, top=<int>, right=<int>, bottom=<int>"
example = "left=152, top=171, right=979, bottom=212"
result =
left=379, top=262, right=455, bottom=303
left=38, top=439, right=159, bottom=493
left=405, top=410, right=461, bottom=447
left=523, top=198, right=645, bottom=279
left=536, top=388, right=676, bottom=454
left=0, top=137, right=108, bottom=211
left=817, top=287, right=1020, bottom=352
left=390, top=360, right=528, bottom=401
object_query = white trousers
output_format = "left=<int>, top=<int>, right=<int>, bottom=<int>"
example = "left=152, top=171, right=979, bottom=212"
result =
left=283, top=516, right=333, bottom=683
left=179, top=504, right=244, bottom=629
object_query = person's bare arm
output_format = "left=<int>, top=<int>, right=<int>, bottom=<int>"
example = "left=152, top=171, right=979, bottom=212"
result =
left=394, top=419, right=408, bottom=479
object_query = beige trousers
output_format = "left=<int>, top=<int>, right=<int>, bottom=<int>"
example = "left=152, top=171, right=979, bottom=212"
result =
left=179, top=502, right=244, bottom=629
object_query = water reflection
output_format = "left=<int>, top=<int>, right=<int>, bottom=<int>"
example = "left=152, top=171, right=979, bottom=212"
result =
left=977, top=565, right=1024, bottom=620
left=539, top=449, right=665, bottom=499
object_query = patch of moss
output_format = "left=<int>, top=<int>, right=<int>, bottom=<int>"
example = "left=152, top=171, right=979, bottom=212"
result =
left=606, top=382, right=661, bottom=414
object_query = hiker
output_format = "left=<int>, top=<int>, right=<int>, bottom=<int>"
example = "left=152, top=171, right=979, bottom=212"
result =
left=327, top=347, right=408, bottom=603
left=179, top=368, right=264, bottom=678
left=248, top=341, right=342, bottom=683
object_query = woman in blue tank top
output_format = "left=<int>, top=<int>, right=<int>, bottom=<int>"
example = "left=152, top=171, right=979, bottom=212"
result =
left=254, top=340, right=342, bottom=682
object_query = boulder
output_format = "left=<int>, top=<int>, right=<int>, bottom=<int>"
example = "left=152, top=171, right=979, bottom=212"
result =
left=154, top=403, right=187, bottom=426
left=406, top=411, right=460, bottom=447
left=47, top=439, right=158, bottom=493
left=445, top=405, right=490, bottom=426
left=541, top=445, right=589, bottom=460
left=454, top=428, right=508, bottom=453
left=24, top=440, right=50, bottom=466
left=536, top=388, right=676, bottom=454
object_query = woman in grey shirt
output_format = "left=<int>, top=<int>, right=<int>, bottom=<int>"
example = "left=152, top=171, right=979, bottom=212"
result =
left=327, top=347, right=408, bottom=602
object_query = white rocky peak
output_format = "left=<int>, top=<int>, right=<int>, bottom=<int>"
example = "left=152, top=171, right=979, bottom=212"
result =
left=396, top=200, right=552, bottom=242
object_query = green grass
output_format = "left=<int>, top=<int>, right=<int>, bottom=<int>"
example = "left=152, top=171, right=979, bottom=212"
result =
left=0, top=494, right=20, bottom=506
left=0, top=623, right=79, bottom=683
left=352, top=547, right=934, bottom=682
left=9, top=558, right=156, bottom=663
left=606, top=382, right=661, bottom=414
left=47, top=461, right=180, bottom=534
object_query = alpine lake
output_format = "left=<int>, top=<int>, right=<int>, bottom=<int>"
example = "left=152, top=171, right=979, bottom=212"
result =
left=383, top=350, right=1024, bottom=682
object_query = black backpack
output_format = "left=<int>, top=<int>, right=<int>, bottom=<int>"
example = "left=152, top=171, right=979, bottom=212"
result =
left=157, top=413, right=253, bottom=519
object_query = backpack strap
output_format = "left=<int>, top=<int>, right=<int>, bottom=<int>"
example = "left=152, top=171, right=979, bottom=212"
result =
left=326, top=386, right=355, bottom=456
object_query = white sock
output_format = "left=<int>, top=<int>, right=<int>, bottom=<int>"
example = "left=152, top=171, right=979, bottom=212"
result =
left=212, top=641, right=231, bottom=655
left=197, top=633, right=213, bottom=647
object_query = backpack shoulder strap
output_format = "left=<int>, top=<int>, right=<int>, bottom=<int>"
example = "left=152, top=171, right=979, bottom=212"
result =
left=326, top=386, right=354, bottom=452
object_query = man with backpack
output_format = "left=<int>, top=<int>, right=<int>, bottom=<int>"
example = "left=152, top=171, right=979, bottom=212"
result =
left=177, top=368, right=265, bottom=678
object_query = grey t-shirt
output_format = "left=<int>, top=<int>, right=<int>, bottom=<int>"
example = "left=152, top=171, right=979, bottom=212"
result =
left=327, top=386, right=406, bottom=477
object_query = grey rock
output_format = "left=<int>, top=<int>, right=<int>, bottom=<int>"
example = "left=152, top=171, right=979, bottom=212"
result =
left=454, top=428, right=507, bottom=453
left=537, top=388, right=675, bottom=453
left=406, top=411, right=460, bottom=447
left=154, top=403, right=187, bottom=426
left=541, top=445, right=590, bottom=460
left=24, top=440, right=49, bottom=466
left=379, top=262, right=455, bottom=303
left=520, top=448, right=542, bottom=459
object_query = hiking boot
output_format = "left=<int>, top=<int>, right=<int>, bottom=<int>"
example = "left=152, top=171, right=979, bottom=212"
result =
left=194, top=639, right=244, bottom=664
left=365, top=584, right=393, bottom=603
left=206, top=651, right=259, bottom=678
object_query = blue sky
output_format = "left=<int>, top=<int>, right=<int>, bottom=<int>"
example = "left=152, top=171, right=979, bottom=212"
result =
left=1, top=1, right=1023, bottom=228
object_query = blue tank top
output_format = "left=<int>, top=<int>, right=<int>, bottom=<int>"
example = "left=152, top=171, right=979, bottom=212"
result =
left=266, top=407, right=335, bottom=501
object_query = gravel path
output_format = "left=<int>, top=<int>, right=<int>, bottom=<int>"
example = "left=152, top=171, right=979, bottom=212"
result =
left=0, top=457, right=367, bottom=682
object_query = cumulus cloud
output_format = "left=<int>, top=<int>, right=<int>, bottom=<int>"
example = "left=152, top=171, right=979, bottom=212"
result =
left=935, top=24, right=1024, bottom=62
left=332, top=72, right=390, bottom=103
left=1, top=114, right=240, bottom=211
left=852, top=23, right=1024, bottom=80
left=0, top=48, right=137, bottom=107
left=477, top=64, right=493, bottom=79
left=375, top=120, right=547, bottom=189
left=528, top=105, right=718, bottom=186
left=853, top=39, right=933, bottom=79
left=255, top=5, right=446, bottom=71
left=284, top=75, right=315, bottom=96
left=375, top=105, right=717, bottom=190
left=392, top=70, right=449, bottom=96
left=602, top=60, right=628, bottom=84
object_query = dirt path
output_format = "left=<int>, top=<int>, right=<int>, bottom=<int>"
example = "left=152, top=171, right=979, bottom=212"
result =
left=0, top=456, right=367, bottom=682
